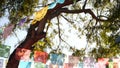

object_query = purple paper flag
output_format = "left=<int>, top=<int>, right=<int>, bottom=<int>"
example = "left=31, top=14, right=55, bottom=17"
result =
left=18, top=17, right=27, bottom=26
left=3, top=24, right=14, bottom=39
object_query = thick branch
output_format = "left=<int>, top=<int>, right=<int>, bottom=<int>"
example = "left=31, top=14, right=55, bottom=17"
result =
left=60, top=8, right=107, bottom=21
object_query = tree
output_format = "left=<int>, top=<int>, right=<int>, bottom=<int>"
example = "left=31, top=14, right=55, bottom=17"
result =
left=0, top=0, right=120, bottom=68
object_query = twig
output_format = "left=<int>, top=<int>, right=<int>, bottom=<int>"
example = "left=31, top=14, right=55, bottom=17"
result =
left=82, top=0, right=88, bottom=9
left=60, top=14, right=74, bottom=24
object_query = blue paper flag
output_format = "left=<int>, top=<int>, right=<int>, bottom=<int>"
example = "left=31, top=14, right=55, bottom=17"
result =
left=18, top=60, right=32, bottom=68
left=48, top=2, right=57, bottom=9
left=79, top=62, right=84, bottom=68
left=56, top=0, right=65, bottom=4
left=50, top=54, right=64, bottom=65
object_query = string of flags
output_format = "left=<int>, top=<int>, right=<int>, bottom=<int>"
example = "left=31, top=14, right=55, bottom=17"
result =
left=0, top=45, right=120, bottom=68
left=0, top=0, right=65, bottom=40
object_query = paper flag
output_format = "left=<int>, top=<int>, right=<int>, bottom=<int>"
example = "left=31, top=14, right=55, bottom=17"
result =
left=18, top=17, right=27, bottom=26
left=0, top=59, right=4, bottom=68
left=56, top=0, right=65, bottom=4
left=83, top=57, right=95, bottom=68
left=63, top=63, right=73, bottom=68
left=50, top=53, right=64, bottom=65
left=79, top=62, right=84, bottom=68
left=48, top=2, right=57, bottom=9
left=49, top=64, right=59, bottom=68
left=97, top=58, right=109, bottom=68
left=18, top=60, right=32, bottom=68
left=34, top=51, right=48, bottom=63
left=3, top=24, right=14, bottom=39
left=68, top=56, right=80, bottom=67
left=34, top=62, right=47, bottom=68
left=31, top=6, right=48, bottom=25
left=0, top=45, right=11, bottom=58
left=113, top=58, right=120, bottom=68
left=15, top=48, right=31, bottom=61
left=0, top=28, right=3, bottom=35
left=108, top=62, right=114, bottom=68
left=0, top=28, right=3, bottom=40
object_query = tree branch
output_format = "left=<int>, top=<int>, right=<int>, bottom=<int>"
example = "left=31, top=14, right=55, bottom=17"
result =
left=60, top=8, right=107, bottom=21
left=82, top=0, right=88, bottom=9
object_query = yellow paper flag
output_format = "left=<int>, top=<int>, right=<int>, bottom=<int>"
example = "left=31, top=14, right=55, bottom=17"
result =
left=31, top=6, right=48, bottom=25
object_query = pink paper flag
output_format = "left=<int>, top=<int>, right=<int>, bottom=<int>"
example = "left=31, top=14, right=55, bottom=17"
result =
left=15, top=48, right=31, bottom=61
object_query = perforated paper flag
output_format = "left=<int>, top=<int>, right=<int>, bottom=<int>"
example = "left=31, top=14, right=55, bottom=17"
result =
left=3, top=24, right=14, bottom=39
left=0, top=45, right=11, bottom=58
left=31, top=6, right=48, bottom=25
left=48, top=2, right=57, bottom=9
left=15, top=48, right=31, bottom=61
left=50, top=53, right=64, bottom=66
left=34, top=62, right=47, bottom=68
left=113, top=58, right=120, bottom=68
left=63, top=63, right=73, bottom=68
left=18, top=17, right=27, bottom=26
left=34, top=51, right=48, bottom=63
left=18, top=60, right=32, bottom=68
left=83, top=57, right=95, bottom=68
left=97, top=58, right=109, bottom=68
left=0, top=59, right=4, bottom=68
left=68, top=56, right=80, bottom=67
left=79, top=62, right=84, bottom=68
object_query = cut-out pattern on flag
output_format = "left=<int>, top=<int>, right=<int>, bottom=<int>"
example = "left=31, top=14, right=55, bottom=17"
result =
left=0, top=28, right=3, bottom=35
left=18, top=17, right=28, bottom=26
left=95, top=58, right=109, bottom=68
left=108, top=62, right=114, bottom=68
left=79, top=62, right=84, bottom=68
left=18, top=60, right=32, bottom=68
left=15, top=48, right=31, bottom=61
left=113, top=58, right=120, bottom=68
left=31, top=6, right=48, bottom=25
left=50, top=53, right=64, bottom=66
left=0, top=28, right=3, bottom=39
left=34, top=51, right=48, bottom=63
left=63, top=63, right=73, bottom=68
left=49, top=64, right=59, bottom=68
left=3, top=24, right=14, bottom=39
left=68, top=56, right=80, bottom=67
left=83, top=57, right=95, bottom=68
left=0, top=45, right=11, bottom=58
left=0, top=59, right=4, bottom=68
left=34, top=62, right=47, bottom=68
